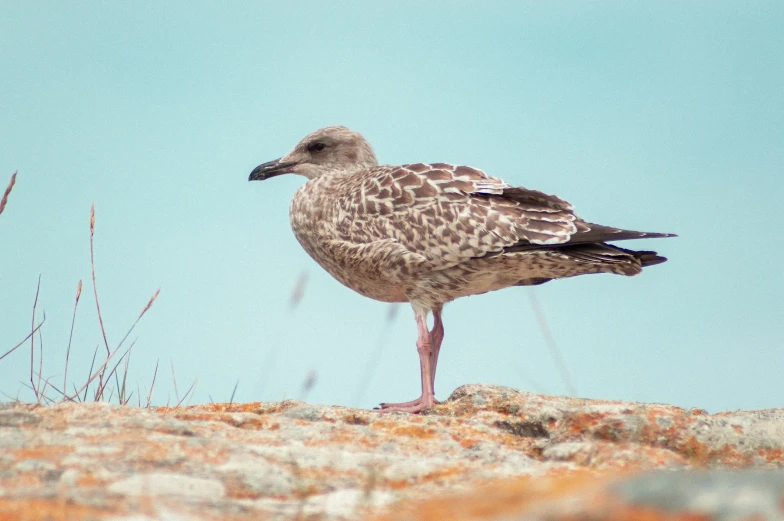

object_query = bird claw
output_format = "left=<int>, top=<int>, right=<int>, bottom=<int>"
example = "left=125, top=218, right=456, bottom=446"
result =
left=376, top=396, right=440, bottom=413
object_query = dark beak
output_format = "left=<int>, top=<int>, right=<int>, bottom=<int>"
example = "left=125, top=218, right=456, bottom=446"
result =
left=249, top=158, right=298, bottom=181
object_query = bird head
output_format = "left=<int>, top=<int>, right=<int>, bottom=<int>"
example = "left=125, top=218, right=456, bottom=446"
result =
left=249, top=126, right=378, bottom=182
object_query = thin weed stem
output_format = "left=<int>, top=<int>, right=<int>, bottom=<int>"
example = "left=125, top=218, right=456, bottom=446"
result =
left=89, top=203, right=120, bottom=396
left=113, top=289, right=160, bottom=356
left=77, top=346, right=99, bottom=403
left=1, top=318, right=45, bottom=362
left=120, top=344, right=132, bottom=404
left=171, top=360, right=180, bottom=405
left=2, top=201, right=161, bottom=407
left=146, top=359, right=159, bottom=408
left=0, top=171, right=16, bottom=217
left=67, top=342, right=127, bottom=402
left=96, top=338, right=136, bottom=401
left=64, top=280, right=82, bottom=399
left=229, top=380, right=239, bottom=406
left=527, top=290, right=577, bottom=397
left=176, top=378, right=197, bottom=407
left=30, top=275, right=41, bottom=403
left=36, top=315, right=45, bottom=401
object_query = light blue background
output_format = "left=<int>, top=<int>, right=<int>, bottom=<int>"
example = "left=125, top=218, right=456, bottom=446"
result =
left=1, top=2, right=782, bottom=411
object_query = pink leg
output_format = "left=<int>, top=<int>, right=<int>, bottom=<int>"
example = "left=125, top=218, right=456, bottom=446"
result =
left=430, top=306, right=444, bottom=380
left=379, top=309, right=443, bottom=413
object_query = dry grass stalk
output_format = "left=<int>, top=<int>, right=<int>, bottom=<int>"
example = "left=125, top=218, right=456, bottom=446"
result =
left=527, top=291, right=577, bottom=397
left=37, top=376, right=65, bottom=401
left=36, top=314, right=45, bottom=403
left=95, top=342, right=135, bottom=401
left=65, top=341, right=127, bottom=402
left=111, top=288, right=161, bottom=359
left=29, top=370, right=62, bottom=404
left=30, top=275, right=42, bottom=403
left=3, top=200, right=163, bottom=407
left=1, top=320, right=45, bottom=362
left=64, top=280, right=82, bottom=397
left=289, top=271, right=308, bottom=309
left=299, top=370, right=317, bottom=401
left=228, top=379, right=239, bottom=406
left=141, top=288, right=160, bottom=316
left=85, top=206, right=162, bottom=403
left=73, top=346, right=99, bottom=403
left=120, top=344, right=133, bottom=404
left=20, top=377, right=56, bottom=405
left=146, top=359, right=159, bottom=408
left=0, top=171, right=16, bottom=217
left=171, top=361, right=180, bottom=404
left=89, top=203, right=113, bottom=395
left=176, top=377, right=197, bottom=407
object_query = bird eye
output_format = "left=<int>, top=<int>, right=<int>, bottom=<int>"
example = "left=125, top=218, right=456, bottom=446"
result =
left=308, top=142, right=327, bottom=152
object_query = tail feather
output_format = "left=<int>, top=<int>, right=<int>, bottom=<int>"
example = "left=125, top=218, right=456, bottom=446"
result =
left=569, top=222, right=677, bottom=245
left=505, top=225, right=676, bottom=254
left=558, top=243, right=669, bottom=274
left=635, top=251, right=668, bottom=267
left=510, top=244, right=668, bottom=287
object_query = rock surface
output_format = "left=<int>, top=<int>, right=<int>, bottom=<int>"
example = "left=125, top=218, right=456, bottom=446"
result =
left=1, top=384, right=783, bottom=520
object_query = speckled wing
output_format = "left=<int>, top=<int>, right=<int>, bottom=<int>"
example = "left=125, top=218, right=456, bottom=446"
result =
left=337, top=163, right=588, bottom=269
left=337, top=163, right=675, bottom=270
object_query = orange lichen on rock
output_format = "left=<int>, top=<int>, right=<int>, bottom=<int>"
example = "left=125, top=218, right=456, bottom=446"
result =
left=0, top=384, right=782, bottom=521
left=12, top=444, right=75, bottom=462
left=374, top=471, right=610, bottom=521
left=371, top=421, right=438, bottom=439
left=0, top=499, right=124, bottom=521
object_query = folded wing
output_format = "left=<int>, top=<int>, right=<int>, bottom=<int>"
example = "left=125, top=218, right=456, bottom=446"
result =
left=339, top=163, right=674, bottom=270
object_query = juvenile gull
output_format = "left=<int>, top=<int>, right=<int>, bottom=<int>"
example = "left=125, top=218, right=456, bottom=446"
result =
left=249, top=126, right=675, bottom=413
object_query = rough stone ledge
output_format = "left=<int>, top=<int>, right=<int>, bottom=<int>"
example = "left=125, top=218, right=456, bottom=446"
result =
left=1, top=384, right=782, bottom=520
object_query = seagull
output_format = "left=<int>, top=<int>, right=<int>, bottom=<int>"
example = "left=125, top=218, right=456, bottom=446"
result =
left=249, top=126, right=675, bottom=413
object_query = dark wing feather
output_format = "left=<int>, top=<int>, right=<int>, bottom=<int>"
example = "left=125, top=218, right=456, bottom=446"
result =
left=502, top=221, right=676, bottom=252
left=339, top=163, right=674, bottom=269
left=494, top=187, right=676, bottom=252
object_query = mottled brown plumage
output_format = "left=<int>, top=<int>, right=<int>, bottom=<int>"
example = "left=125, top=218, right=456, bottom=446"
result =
left=250, top=126, right=675, bottom=413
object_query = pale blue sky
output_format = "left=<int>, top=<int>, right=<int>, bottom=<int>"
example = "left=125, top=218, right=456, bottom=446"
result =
left=1, top=2, right=782, bottom=412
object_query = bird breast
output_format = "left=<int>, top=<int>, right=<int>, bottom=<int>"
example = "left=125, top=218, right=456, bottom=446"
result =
left=288, top=177, right=410, bottom=303
left=289, top=177, right=336, bottom=264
